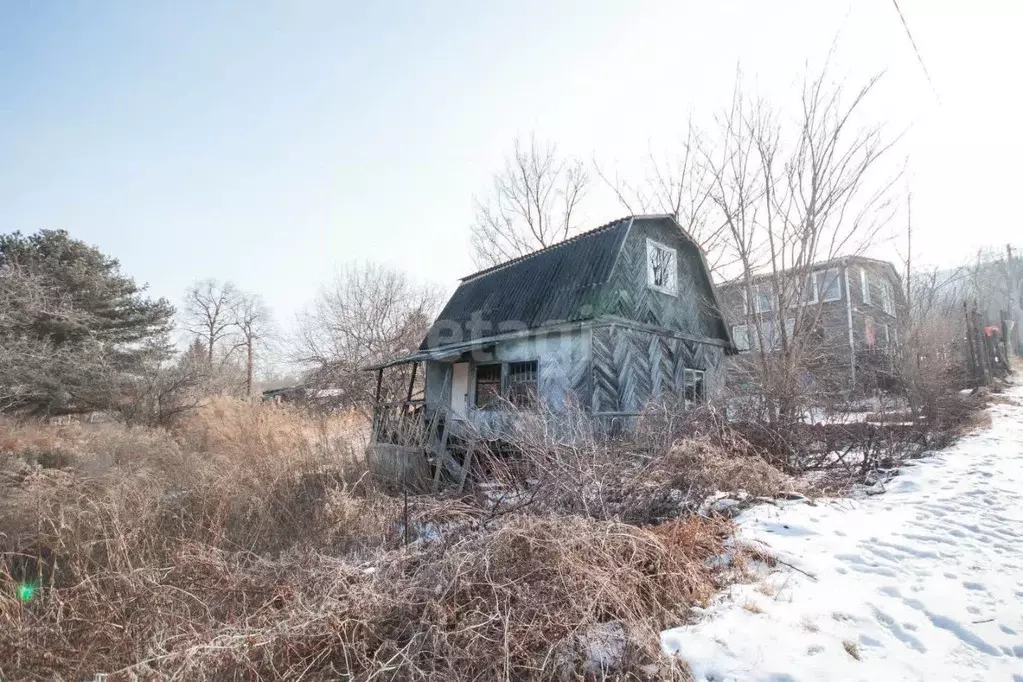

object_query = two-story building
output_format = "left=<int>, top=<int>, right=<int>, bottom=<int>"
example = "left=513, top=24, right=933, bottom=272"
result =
left=717, top=255, right=905, bottom=392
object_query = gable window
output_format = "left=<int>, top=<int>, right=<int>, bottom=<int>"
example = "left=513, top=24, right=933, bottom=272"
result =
left=506, top=361, right=538, bottom=408
left=474, top=364, right=502, bottom=408
left=684, top=369, right=705, bottom=404
left=646, top=239, right=678, bottom=295
left=814, top=268, right=842, bottom=302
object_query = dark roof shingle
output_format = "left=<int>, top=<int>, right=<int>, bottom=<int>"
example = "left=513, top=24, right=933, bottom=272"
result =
left=420, top=217, right=632, bottom=350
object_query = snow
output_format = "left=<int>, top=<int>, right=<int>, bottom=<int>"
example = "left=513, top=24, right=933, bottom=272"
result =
left=663, top=385, right=1023, bottom=682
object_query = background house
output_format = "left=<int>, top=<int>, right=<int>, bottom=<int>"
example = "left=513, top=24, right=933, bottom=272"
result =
left=369, top=215, right=735, bottom=441
left=717, top=256, right=905, bottom=393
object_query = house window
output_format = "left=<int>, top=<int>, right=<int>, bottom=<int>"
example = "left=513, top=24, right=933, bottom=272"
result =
left=864, top=316, right=876, bottom=349
left=752, top=284, right=774, bottom=313
left=474, top=364, right=502, bottom=408
left=732, top=324, right=751, bottom=351
left=646, top=239, right=678, bottom=295
left=474, top=360, right=539, bottom=410
left=766, top=317, right=796, bottom=349
left=879, top=280, right=894, bottom=315
left=796, top=275, right=817, bottom=306
left=684, top=369, right=705, bottom=404
left=881, top=323, right=890, bottom=347
left=860, top=268, right=872, bottom=305
left=731, top=319, right=794, bottom=351
left=506, top=360, right=538, bottom=408
left=814, top=268, right=842, bottom=302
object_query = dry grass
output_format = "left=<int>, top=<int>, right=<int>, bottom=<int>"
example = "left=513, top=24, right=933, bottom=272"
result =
left=741, top=600, right=764, bottom=614
left=0, top=399, right=751, bottom=680
left=470, top=402, right=794, bottom=526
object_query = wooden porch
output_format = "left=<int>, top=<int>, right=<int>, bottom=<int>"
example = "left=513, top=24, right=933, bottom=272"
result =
left=366, top=360, right=473, bottom=493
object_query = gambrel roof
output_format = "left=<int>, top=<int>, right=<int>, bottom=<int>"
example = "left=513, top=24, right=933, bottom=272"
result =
left=424, top=217, right=632, bottom=347
left=415, top=215, right=734, bottom=353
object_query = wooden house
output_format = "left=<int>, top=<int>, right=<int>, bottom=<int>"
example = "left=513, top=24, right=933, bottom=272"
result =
left=716, top=256, right=906, bottom=392
left=366, top=215, right=735, bottom=486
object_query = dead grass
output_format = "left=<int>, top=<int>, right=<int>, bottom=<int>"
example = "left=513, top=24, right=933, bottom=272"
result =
left=742, top=600, right=764, bottom=614
left=0, top=400, right=749, bottom=680
left=663, top=438, right=796, bottom=500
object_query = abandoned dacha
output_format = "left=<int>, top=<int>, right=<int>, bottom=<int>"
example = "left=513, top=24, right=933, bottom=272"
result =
left=368, top=215, right=736, bottom=466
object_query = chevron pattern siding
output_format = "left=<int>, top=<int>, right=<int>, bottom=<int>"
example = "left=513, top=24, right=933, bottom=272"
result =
left=598, top=218, right=726, bottom=342
left=592, top=324, right=724, bottom=413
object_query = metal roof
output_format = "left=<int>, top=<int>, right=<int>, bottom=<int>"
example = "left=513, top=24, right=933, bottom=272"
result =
left=419, top=217, right=633, bottom=350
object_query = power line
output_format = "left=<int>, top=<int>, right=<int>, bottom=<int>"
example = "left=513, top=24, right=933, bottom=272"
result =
left=890, top=0, right=941, bottom=104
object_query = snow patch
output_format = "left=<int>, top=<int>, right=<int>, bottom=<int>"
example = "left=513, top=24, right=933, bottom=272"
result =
left=663, top=385, right=1023, bottom=681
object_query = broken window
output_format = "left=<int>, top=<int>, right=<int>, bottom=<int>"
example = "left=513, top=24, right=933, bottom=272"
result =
left=646, top=239, right=678, bottom=295
left=864, top=316, right=876, bottom=349
left=474, top=364, right=502, bottom=408
left=506, top=360, right=538, bottom=408
left=684, top=369, right=705, bottom=404
left=474, top=361, right=539, bottom=410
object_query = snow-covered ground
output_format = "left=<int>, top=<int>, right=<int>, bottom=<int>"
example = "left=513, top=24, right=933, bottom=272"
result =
left=663, top=385, right=1023, bottom=682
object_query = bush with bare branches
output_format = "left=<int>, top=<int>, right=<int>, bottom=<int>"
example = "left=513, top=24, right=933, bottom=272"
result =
left=0, top=396, right=750, bottom=680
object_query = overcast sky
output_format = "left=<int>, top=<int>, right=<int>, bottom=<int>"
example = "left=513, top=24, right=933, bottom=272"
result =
left=1, top=0, right=1020, bottom=328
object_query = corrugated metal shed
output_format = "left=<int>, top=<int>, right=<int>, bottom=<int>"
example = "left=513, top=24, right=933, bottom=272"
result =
left=420, top=218, right=633, bottom=350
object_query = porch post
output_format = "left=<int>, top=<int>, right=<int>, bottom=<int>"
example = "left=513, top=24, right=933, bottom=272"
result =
left=371, top=367, right=384, bottom=439
left=404, top=362, right=418, bottom=413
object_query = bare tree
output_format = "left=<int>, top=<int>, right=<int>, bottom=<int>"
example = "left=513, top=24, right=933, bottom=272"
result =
left=294, top=263, right=444, bottom=411
left=183, top=279, right=240, bottom=366
left=469, top=135, right=589, bottom=268
left=231, top=291, right=273, bottom=399
left=707, top=65, right=900, bottom=425
left=596, top=123, right=731, bottom=272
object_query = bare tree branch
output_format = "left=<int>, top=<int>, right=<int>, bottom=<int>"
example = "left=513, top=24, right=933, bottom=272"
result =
left=470, top=135, right=590, bottom=268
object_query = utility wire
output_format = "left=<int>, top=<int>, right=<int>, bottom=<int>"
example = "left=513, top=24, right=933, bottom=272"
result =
left=890, top=0, right=941, bottom=104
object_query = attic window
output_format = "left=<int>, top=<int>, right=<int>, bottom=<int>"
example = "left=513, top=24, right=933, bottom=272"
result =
left=646, top=239, right=677, bottom=295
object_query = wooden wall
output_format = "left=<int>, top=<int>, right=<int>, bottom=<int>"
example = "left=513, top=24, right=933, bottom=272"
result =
left=590, top=324, right=724, bottom=413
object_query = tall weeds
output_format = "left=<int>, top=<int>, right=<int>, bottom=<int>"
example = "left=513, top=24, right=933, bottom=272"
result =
left=0, top=398, right=746, bottom=680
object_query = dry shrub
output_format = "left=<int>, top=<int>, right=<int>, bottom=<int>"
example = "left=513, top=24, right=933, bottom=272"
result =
left=0, top=400, right=747, bottom=680
left=471, top=401, right=793, bottom=523
left=660, top=438, right=795, bottom=500
left=1, top=514, right=730, bottom=680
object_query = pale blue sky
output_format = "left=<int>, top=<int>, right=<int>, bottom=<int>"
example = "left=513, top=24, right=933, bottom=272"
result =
left=2, top=1, right=1020, bottom=328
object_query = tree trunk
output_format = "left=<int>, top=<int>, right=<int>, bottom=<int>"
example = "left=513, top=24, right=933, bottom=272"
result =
left=246, top=341, right=253, bottom=399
